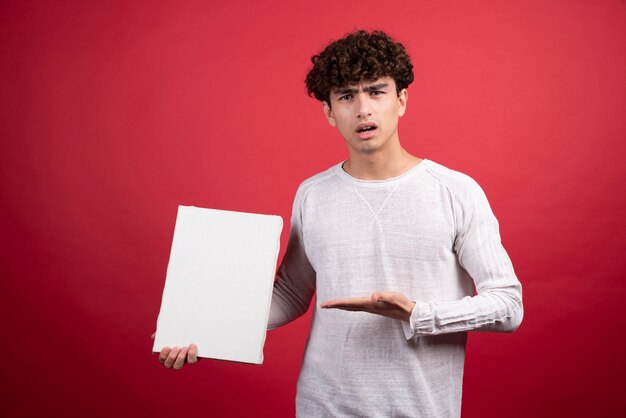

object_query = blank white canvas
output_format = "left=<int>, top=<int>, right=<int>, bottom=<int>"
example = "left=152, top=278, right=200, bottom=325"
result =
left=153, top=205, right=283, bottom=364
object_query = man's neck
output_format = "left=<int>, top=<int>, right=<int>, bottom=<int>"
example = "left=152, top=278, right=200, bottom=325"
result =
left=343, top=147, right=423, bottom=180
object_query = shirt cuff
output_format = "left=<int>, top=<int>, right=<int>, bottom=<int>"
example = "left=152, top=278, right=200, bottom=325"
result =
left=402, top=302, right=435, bottom=339
left=402, top=318, right=414, bottom=340
left=402, top=302, right=419, bottom=339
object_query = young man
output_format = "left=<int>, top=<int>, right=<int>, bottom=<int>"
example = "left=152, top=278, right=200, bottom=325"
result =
left=160, top=30, right=523, bottom=418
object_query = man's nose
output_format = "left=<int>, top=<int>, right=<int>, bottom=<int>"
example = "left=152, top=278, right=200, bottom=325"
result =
left=356, top=93, right=372, bottom=119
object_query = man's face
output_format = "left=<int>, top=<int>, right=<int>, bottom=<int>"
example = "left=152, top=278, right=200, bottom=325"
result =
left=323, top=76, right=407, bottom=155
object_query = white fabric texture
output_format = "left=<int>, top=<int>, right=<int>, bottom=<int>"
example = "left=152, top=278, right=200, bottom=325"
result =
left=268, top=159, right=523, bottom=418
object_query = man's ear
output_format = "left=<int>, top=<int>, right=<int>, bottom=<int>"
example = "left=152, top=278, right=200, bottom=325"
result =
left=323, top=101, right=336, bottom=127
left=398, top=89, right=408, bottom=117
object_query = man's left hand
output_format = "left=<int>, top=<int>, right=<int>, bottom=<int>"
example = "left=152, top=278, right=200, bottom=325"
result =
left=320, top=291, right=416, bottom=322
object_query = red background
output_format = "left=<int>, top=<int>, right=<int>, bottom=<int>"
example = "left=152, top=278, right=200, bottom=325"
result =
left=2, top=1, right=625, bottom=417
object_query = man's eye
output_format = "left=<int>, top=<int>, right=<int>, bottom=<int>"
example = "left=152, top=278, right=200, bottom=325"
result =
left=371, top=90, right=384, bottom=96
left=339, top=94, right=352, bottom=101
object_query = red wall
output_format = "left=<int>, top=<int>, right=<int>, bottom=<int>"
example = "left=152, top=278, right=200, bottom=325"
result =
left=2, top=1, right=625, bottom=417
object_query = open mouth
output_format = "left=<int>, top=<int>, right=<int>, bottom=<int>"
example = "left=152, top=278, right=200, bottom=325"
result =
left=356, top=123, right=378, bottom=133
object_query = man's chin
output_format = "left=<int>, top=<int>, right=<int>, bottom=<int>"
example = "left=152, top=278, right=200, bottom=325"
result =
left=345, top=138, right=383, bottom=155
left=357, top=143, right=382, bottom=154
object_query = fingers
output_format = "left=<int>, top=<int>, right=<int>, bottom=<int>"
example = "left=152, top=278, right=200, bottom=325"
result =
left=187, top=344, right=198, bottom=364
left=173, top=346, right=188, bottom=370
left=163, top=347, right=180, bottom=368
left=329, top=305, right=374, bottom=313
left=159, top=347, right=172, bottom=364
left=321, top=296, right=372, bottom=308
left=159, top=344, right=198, bottom=369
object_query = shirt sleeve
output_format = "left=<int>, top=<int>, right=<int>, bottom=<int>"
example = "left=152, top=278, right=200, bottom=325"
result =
left=403, top=176, right=523, bottom=339
left=267, top=186, right=317, bottom=330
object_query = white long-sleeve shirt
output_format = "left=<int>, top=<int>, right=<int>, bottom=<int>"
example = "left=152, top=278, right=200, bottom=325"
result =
left=269, top=159, right=523, bottom=418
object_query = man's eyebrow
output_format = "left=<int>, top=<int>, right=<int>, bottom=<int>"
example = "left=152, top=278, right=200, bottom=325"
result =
left=332, top=86, right=358, bottom=95
left=332, top=83, right=390, bottom=95
left=363, top=83, right=390, bottom=92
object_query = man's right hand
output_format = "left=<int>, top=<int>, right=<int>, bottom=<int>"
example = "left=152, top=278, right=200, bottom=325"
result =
left=159, top=344, right=198, bottom=370
left=152, top=333, right=199, bottom=370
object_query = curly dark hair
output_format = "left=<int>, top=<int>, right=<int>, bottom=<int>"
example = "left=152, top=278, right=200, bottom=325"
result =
left=305, top=30, right=414, bottom=103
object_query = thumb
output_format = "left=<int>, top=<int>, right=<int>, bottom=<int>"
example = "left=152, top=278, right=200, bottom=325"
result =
left=372, top=292, right=396, bottom=306
left=374, top=291, right=394, bottom=302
